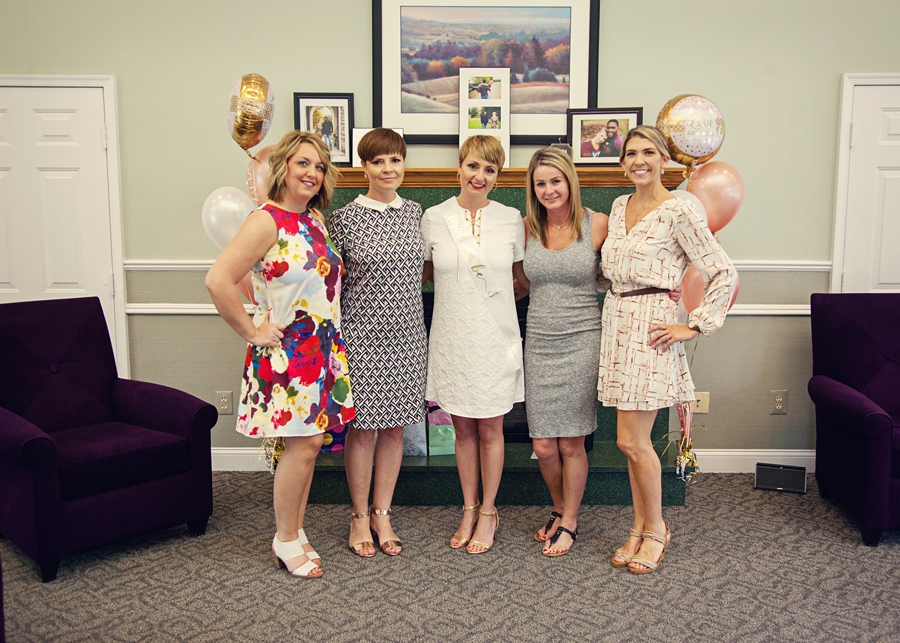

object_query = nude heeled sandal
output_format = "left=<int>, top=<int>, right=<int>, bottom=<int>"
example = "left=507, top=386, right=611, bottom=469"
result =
left=611, top=528, right=643, bottom=568
left=370, top=506, right=402, bottom=556
left=449, top=501, right=481, bottom=549
left=272, top=536, right=323, bottom=579
left=348, top=510, right=376, bottom=558
left=628, top=523, right=671, bottom=575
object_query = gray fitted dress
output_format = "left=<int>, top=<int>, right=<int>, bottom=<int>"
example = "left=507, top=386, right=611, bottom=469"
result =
left=523, top=211, right=601, bottom=438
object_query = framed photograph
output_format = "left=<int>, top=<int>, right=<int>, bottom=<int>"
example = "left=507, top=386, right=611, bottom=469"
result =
left=568, top=107, right=643, bottom=165
left=459, top=67, right=510, bottom=166
left=293, top=93, right=355, bottom=166
left=373, top=0, right=600, bottom=145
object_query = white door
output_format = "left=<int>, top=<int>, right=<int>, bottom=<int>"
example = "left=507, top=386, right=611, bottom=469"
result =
left=840, top=83, right=900, bottom=292
left=0, top=85, right=120, bottom=345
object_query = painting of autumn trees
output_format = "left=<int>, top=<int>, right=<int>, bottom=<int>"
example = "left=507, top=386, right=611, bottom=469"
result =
left=399, top=6, right=571, bottom=115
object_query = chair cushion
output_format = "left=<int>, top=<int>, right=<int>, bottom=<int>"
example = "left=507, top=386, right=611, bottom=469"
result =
left=53, top=422, right=191, bottom=501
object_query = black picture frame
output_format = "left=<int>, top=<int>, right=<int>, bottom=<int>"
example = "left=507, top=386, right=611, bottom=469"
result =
left=293, top=92, right=355, bottom=166
left=567, top=107, right=643, bottom=165
left=373, top=0, right=600, bottom=145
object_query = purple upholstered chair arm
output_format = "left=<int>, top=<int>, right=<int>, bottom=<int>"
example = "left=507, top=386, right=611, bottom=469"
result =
left=110, top=379, right=218, bottom=440
left=808, top=375, right=893, bottom=443
left=0, top=406, right=57, bottom=466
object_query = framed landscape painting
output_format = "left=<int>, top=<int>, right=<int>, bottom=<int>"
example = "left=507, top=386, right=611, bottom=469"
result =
left=373, top=0, right=600, bottom=144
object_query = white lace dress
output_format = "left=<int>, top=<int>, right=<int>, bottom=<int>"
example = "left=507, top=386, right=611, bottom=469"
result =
left=421, top=197, right=525, bottom=418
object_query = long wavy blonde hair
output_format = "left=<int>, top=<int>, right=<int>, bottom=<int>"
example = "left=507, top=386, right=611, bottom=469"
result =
left=266, top=130, right=340, bottom=211
left=525, top=147, right=584, bottom=247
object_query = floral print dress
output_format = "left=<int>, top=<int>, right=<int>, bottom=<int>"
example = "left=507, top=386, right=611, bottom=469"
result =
left=236, top=204, right=355, bottom=449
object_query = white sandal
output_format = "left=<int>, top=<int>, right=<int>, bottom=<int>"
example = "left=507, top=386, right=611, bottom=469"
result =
left=297, top=528, right=321, bottom=564
left=272, top=536, right=323, bottom=579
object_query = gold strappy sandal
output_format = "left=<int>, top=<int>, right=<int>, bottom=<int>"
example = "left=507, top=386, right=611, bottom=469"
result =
left=370, top=506, right=402, bottom=556
left=466, top=507, right=499, bottom=554
left=611, top=528, right=643, bottom=568
left=348, top=510, right=375, bottom=558
left=449, top=501, right=481, bottom=549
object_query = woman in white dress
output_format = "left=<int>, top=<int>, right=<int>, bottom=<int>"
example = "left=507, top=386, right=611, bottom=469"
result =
left=421, top=136, right=527, bottom=554
left=600, top=125, right=737, bottom=574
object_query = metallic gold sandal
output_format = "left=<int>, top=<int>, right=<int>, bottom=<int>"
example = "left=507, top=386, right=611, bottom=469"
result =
left=370, top=506, right=402, bottom=556
left=348, top=510, right=375, bottom=558
left=466, top=507, right=499, bottom=554
left=449, top=501, right=481, bottom=549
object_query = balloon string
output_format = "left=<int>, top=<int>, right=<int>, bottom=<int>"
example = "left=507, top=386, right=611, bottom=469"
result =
left=244, top=148, right=258, bottom=162
left=683, top=158, right=697, bottom=183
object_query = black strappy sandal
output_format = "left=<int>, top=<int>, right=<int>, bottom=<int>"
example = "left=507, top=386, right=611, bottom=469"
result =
left=533, top=511, right=563, bottom=542
left=542, top=526, right=577, bottom=557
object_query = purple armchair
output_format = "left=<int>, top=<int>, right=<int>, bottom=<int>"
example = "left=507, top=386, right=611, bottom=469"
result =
left=808, top=293, right=900, bottom=546
left=0, top=297, right=218, bottom=581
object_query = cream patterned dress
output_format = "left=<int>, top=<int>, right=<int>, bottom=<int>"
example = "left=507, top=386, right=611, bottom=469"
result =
left=598, top=196, right=736, bottom=411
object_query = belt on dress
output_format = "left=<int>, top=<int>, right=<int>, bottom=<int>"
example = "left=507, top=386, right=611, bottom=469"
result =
left=614, top=287, right=671, bottom=297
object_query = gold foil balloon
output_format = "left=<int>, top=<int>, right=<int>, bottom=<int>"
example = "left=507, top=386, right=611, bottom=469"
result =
left=656, top=94, right=725, bottom=174
left=228, top=73, right=275, bottom=159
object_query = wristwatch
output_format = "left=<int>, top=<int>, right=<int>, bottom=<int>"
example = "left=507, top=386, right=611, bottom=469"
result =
left=688, top=322, right=701, bottom=334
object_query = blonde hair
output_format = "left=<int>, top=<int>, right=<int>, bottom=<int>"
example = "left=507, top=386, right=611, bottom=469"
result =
left=619, top=125, right=670, bottom=164
left=267, top=130, right=339, bottom=210
left=525, top=147, right=585, bottom=246
left=458, top=135, right=505, bottom=169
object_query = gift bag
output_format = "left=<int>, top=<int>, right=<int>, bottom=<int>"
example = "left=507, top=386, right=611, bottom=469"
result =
left=426, top=402, right=456, bottom=456
left=403, top=421, right=428, bottom=456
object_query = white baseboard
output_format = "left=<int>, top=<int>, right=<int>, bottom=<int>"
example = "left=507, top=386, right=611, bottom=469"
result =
left=692, top=449, right=816, bottom=473
left=212, top=447, right=271, bottom=472
left=212, top=446, right=816, bottom=474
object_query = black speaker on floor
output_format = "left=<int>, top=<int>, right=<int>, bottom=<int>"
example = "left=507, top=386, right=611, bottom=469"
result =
left=754, top=462, right=807, bottom=494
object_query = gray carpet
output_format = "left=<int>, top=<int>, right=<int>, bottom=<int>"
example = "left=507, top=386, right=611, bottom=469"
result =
left=1, top=472, right=898, bottom=643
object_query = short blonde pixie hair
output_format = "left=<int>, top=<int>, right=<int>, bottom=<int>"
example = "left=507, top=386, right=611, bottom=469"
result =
left=458, top=135, right=505, bottom=169
left=266, top=130, right=340, bottom=211
left=618, top=125, right=670, bottom=164
left=357, top=128, right=407, bottom=163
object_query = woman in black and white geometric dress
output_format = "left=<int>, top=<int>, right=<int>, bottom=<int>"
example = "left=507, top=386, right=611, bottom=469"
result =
left=328, top=128, right=427, bottom=558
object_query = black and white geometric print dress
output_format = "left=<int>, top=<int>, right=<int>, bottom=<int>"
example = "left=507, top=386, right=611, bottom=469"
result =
left=328, top=194, right=428, bottom=430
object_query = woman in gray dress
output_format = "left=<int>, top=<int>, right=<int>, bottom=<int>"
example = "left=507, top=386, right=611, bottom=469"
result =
left=522, top=148, right=609, bottom=557
left=329, top=129, right=427, bottom=558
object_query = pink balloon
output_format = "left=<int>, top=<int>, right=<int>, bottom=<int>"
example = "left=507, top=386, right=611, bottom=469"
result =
left=681, top=265, right=704, bottom=312
left=688, top=161, right=744, bottom=233
left=247, top=145, right=273, bottom=206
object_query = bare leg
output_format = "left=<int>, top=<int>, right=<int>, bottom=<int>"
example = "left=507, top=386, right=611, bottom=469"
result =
left=295, top=453, right=318, bottom=558
left=543, top=435, right=587, bottom=554
left=370, top=425, right=405, bottom=554
left=450, top=415, right=481, bottom=547
left=273, top=434, right=323, bottom=573
left=468, top=415, right=505, bottom=552
left=344, top=425, right=375, bottom=556
left=615, top=409, right=666, bottom=570
left=532, top=437, right=564, bottom=540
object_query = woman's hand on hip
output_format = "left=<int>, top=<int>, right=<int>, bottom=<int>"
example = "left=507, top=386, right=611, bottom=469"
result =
left=249, top=313, right=286, bottom=347
left=648, top=323, right=699, bottom=349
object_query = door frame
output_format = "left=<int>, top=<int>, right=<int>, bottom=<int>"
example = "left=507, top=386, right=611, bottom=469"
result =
left=0, top=74, right=128, bottom=375
left=831, top=72, right=900, bottom=293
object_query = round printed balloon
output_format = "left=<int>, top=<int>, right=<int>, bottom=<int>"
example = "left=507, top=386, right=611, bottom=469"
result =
left=228, top=73, right=275, bottom=157
left=656, top=94, right=725, bottom=167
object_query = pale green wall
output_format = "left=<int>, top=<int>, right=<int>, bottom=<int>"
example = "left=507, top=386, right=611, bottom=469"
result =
left=3, top=0, right=899, bottom=261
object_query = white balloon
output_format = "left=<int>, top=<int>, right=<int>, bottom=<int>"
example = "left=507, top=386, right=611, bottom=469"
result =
left=201, top=187, right=256, bottom=250
left=671, top=189, right=708, bottom=226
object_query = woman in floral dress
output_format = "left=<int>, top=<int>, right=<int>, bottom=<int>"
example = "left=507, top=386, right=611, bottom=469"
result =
left=207, top=131, right=354, bottom=579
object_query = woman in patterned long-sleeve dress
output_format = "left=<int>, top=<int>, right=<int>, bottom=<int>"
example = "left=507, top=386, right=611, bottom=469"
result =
left=329, top=129, right=427, bottom=558
left=600, top=126, right=737, bottom=574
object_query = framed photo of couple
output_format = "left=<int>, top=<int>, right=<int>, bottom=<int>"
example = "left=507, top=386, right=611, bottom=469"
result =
left=567, top=107, right=643, bottom=166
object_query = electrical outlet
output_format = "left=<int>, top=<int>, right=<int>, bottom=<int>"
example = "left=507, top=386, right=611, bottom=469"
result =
left=216, top=390, right=233, bottom=415
left=692, top=392, right=710, bottom=414
left=770, top=389, right=788, bottom=415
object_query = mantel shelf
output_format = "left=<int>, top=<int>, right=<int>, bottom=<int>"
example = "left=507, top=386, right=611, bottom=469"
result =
left=335, top=166, right=685, bottom=189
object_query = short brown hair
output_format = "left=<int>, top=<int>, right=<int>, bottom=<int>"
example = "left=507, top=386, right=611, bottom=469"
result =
left=619, top=125, right=669, bottom=164
left=458, top=135, right=505, bottom=169
left=267, top=130, right=340, bottom=210
left=357, top=128, right=407, bottom=163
